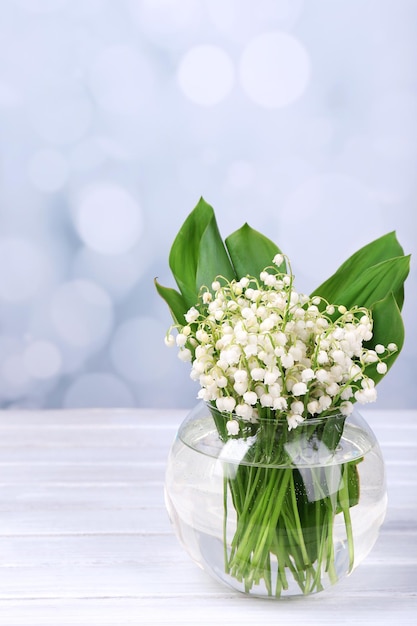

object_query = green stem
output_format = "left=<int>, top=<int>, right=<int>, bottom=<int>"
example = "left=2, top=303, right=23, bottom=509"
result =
left=220, top=420, right=360, bottom=597
left=227, top=467, right=291, bottom=591
left=223, top=474, right=229, bottom=574
left=339, top=463, right=355, bottom=572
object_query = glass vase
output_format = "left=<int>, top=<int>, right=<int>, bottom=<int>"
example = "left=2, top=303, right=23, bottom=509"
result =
left=165, top=401, right=387, bottom=598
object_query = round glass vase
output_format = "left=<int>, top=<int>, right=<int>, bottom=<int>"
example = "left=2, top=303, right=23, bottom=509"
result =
left=165, top=402, right=387, bottom=599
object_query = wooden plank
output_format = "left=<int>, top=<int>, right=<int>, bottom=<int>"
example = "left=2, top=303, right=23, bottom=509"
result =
left=0, top=461, right=414, bottom=488
left=0, top=446, right=173, bottom=463
left=0, top=437, right=416, bottom=463
left=0, top=481, right=412, bottom=512
left=0, top=462, right=166, bottom=484
left=0, top=596, right=416, bottom=626
left=0, top=559, right=415, bottom=600
left=0, top=507, right=172, bottom=536
left=0, top=426, right=178, bottom=448
left=0, top=533, right=183, bottom=567
left=0, top=529, right=414, bottom=567
left=0, top=505, right=413, bottom=536
left=0, top=484, right=166, bottom=511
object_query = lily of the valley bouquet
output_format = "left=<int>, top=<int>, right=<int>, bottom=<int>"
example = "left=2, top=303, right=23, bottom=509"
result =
left=156, top=198, right=410, bottom=597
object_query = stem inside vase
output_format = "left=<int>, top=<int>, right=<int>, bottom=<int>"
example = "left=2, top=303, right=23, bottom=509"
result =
left=217, top=410, right=362, bottom=597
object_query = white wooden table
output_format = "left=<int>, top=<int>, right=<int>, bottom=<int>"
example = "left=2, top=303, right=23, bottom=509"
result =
left=0, top=407, right=415, bottom=625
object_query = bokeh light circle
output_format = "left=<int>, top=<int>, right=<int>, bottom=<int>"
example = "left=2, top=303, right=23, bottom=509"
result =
left=74, top=183, right=143, bottom=255
left=239, top=32, right=311, bottom=108
left=177, top=45, right=235, bottom=106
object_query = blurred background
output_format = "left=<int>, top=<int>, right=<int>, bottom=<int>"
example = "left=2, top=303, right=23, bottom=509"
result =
left=0, top=0, right=415, bottom=410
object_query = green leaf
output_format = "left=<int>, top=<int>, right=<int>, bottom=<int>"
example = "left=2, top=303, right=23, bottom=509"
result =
left=321, top=415, right=345, bottom=451
left=154, top=279, right=188, bottom=325
left=225, top=223, right=285, bottom=279
left=311, top=231, right=406, bottom=310
left=195, top=210, right=237, bottom=294
left=168, top=197, right=235, bottom=308
left=364, top=292, right=405, bottom=384
left=314, top=255, right=410, bottom=312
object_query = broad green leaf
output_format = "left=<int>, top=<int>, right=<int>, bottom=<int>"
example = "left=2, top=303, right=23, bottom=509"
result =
left=311, top=231, right=406, bottom=309
left=364, top=292, right=405, bottom=384
left=321, top=414, right=345, bottom=451
left=225, top=223, right=285, bottom=279
left=154, top=279, right=188, bottom=325
left=195, top=212, right=237, bottom=293
left=314, top=255, right=410, bottom=312
left=168, top=197, right=235, bottom=308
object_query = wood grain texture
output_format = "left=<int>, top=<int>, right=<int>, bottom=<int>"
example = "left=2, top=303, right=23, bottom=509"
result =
left=0, top=408, right=415, bottom=625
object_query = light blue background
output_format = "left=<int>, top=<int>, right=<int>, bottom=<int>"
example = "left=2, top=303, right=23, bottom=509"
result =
left=0, top=0, right=415, bottom=410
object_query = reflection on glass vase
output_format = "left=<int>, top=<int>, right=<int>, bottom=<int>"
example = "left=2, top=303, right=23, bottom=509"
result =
left=165, top=402, right=387, bottom=598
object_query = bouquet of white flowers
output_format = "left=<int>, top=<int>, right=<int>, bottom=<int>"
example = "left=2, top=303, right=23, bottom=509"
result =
left=156, top=198, right=410, bottom=596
